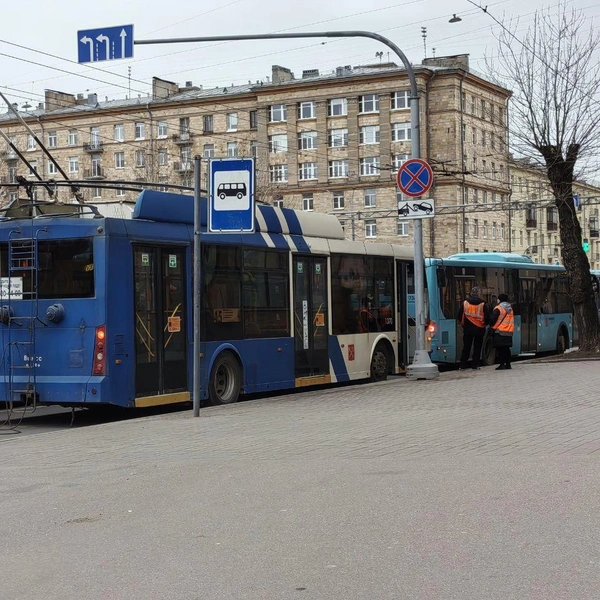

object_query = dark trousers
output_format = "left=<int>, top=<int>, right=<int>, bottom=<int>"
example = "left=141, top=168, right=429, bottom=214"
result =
left=496, top=346, right=511, bottom=366
left=460, top=333, right=484, bottom=368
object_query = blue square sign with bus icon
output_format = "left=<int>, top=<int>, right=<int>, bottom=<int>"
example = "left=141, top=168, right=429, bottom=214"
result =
left=209, top=158, right=255, bottom=233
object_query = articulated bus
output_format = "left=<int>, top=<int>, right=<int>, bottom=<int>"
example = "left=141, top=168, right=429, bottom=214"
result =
left=425, top=253, right=574, bottom=365
left=0, top=191, right=417, bottom=409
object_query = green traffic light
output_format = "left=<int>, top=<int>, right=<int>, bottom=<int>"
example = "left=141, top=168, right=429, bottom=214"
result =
left=583, top=239, right=590, bottom=252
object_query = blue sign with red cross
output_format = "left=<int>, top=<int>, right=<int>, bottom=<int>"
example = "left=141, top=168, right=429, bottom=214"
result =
left=397, top=158, right=434, bottom=198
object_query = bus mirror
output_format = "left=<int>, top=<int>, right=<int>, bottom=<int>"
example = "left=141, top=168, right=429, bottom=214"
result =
left=436, top=268, right=446, bottom=288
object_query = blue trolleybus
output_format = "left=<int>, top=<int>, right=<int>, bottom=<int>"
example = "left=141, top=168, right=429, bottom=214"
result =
left=0, top=191, right=416, bottom=409
left=425, top=252, right=575, bottom=365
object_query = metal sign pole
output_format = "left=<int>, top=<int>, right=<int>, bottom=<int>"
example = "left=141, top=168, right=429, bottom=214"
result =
left=192, top=156, right=202, bottom=416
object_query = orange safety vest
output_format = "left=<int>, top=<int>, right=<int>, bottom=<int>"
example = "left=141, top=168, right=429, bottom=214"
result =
left=492, top=304, right=515, bottom=334
left=462, top=300, right=485, bottom=328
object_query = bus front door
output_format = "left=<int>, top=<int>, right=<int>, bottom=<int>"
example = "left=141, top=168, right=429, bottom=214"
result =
left=133, top=246, right=188, bottom=405
left=293, top=256, right=329, bottom=383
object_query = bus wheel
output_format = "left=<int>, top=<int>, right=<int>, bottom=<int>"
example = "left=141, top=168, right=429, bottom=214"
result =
left=209, top=352, right=242, bottom=405
left=481, top=333, right=495, bottom=366
left=370, top=343, right=389, bottom=382
left=556, top=328, right=568, bottom=355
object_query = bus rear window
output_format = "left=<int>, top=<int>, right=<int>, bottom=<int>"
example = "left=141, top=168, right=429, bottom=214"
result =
left=0, top=238, right=94, bottom=299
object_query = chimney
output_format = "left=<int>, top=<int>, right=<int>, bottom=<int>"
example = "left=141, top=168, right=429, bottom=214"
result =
left=37, top=102, right=44, bottom=110
left=271, top=65, right=294, bottom=84
left=44, top=90, right=77, bottom=111
left=152, top=76, right=179, bottom=100
left=422, top=54, right=469, bottom=70
left=302, top=69, right=319, bottom=79
left=336, top=66, right=344, bottom=76
left=87, top=93, right=98, bottom=106
left=185, top=81, right=193, bottom=87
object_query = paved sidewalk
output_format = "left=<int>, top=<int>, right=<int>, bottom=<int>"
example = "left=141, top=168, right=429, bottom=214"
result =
left=2, top=362, right=600, bottom=599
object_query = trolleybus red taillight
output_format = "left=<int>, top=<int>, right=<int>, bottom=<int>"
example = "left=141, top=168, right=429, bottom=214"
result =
left=93, top=325, right=106, bottom=375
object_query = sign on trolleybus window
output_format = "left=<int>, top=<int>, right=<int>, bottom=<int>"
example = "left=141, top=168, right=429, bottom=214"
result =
left=0, top=277, right=23, bottom=300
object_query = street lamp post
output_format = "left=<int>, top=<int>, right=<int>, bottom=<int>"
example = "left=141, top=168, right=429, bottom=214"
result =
left=135, top=30, right=438, bottom=413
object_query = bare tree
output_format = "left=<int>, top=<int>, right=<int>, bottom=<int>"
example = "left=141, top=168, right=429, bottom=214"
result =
left=492, top=2, right=600, bottom=351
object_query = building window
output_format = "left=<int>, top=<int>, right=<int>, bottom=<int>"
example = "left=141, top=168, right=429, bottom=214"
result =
left=391, top=91, right=409, bottom=110
left=392, top=154, right=409, bottom=171
left=491, top=162, right=496, bottom=179
left=180, top=146, right=192, bottom=166
left=499, top=107, right=504, bottom=124
left=273, top=198, right=284, bottom=208
left=135, top=122, right=146, bottom=140
left=365, top=219, right=377, bottom=238
left=499, top=165, right=504, bottom=181
left=28, top=161, right=37, bottom=177
left=89, top=126, right=101, bottom=149
left=481, top=131, right=486, bottom=147
left=360, top=157, right=380, bottom=176
left=473, top=219, right=479, bottom=238
left=359, top=94, right=379, bottom=113
left=226, top=113, right=238, bottom=131
left=68, top=129, right=78, bottom=146
left=48, top=162, right=56, bottom=175
left=464, top=218, right=470, bottom=237
left=491, top=133, right=496, bottom=150
left=481, top=99, right=486, bottom=119
left=472, top=128, right=477, bottom=145
left=461, top=124, right=466, bottom=142
left=92, top=187, right=102, bottom=198
left=329, top=128, right=348, bottom=148
left=391, top=123, right=411, bottom=142
left=269, top=104, right=288, bottom=122
left=473, top=189, right=479, bottom=203
left=68, top=156, right=79, bottom=173
left=227, top=142, right=238, bottom=157
left=328, top=98, right=347, bottom=116
left=202, top=115, right=213, bottom=133
left=501, top=223, right=506, bottom=240
left=135, top=150, right=145, bottom=168
left=203, top=144, right=214, bottom=158
left=27, top=135, right=36, bottom=151
left=461, top=92, right=466, bottom=111
left=298, top=131, right=317, bottom=150
left=158, top=148, right=168, bottom=165
left=397, top=220, right=409, bottom=237
left=47, top=131, right=57, bottom=148
left=329, top=160, right=349, bottom=179
left=490, top=104, right=496, bottom=122
left=483, top=221, right=488, bottom=238
left=251, top=141, right=258, bottom=158
left=302, top=194, right=314, bottom=211
left=364, top=188, right=376, bottom=207
left=114, top=124, right=124, bottom=142
left=298, top=162, right=317, bottom=181
left=333, top=192, right=345, bottom=210
left=492, top=222, right=497, bottom=239
left=269, top=164, right=288, bottom=183
left=269, top=134, right=288, bottom=153
left=471, top=96, right=476, bottom=115
left=298, top=101, right=317, bottom=119
left=157, top=121, right=168, bottom=138
left=472, top=157, right=477, bottom=173
left=483, top=190, right=488, bottom=203
left=249, top=110, right=258, bottom=129
left=116, top=186, right=125, bottom=197
left=359, top=125, right=380, bottom=145
left=114, top=152, right=125, bottom=169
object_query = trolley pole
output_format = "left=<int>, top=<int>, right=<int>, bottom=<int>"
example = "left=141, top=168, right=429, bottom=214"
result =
left=135, top=29, right=438, bottom=397
left=192, top=156, right=202, bottom=417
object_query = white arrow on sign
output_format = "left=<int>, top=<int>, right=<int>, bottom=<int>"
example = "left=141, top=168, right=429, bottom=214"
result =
left=80, top=36, right=94, bottom=60
left=96, top=34, right=110, bottom=58
left=120, top=29, right=127, bottom=58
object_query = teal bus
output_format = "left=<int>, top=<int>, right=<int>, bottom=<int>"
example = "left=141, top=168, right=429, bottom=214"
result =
left=425, top=253, right=574, bottom=365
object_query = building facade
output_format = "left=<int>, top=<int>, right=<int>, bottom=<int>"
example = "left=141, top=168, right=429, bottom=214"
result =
left=0, top=55, right=598, bottom=267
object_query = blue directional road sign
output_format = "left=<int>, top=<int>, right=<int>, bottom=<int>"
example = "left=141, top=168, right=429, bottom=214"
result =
left=397, top=158, right=434, bottom=198
left=209, top=158, right=255, bottom=233
left=77, top=25, right=134, bottom=64
left=573, top=194, right=580, bottom=209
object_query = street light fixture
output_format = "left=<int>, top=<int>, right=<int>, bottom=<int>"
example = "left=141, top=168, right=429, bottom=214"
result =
left=449, top=14, right=462, bottom=23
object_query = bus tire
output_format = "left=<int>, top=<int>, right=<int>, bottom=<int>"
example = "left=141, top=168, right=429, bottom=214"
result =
left=370, top=343, right=389, bottom=382
left=556, top=328, right=569, bottom=355
left=208, top=351, right=242, bottom=405
left=481, top=332, right=496, bottom=366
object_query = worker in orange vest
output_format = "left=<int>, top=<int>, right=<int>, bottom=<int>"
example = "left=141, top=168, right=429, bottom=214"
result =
left=456, top=286, right=490, bottom=370
left=490, top=293, right=515, bottom=370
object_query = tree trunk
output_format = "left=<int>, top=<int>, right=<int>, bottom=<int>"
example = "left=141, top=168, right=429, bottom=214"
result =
left=543, top=146, right=600, bottom=352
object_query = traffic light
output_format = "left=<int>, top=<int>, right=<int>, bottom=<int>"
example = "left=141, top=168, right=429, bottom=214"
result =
left=583, top=238, right=590, bottom=252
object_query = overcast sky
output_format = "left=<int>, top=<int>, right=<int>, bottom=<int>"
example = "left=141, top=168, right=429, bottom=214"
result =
left=1, top=0, right=598, bottom=108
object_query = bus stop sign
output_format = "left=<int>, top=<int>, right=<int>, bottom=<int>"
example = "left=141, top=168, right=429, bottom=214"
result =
left=397, top=158, right=434, bottom=198
left=209, top=158, right=255, bottom=233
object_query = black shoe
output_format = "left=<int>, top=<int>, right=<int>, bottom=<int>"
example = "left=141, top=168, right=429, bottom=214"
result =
left=472, top=366, right=480, bottom=370
left=505, top=363, right=512, bottom=370
left=459, top=367, right=467, bottom=371
left=496, top=364, right=506, bottom=370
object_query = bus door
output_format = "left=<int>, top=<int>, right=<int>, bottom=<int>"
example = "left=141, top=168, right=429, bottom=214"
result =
left=134, top=246, right=188, bottom=400
left=293, top=256, right=329, bottom=382
left=396, top=260, right=410, bottom=369
left=519, top=276, right=537, bottom=352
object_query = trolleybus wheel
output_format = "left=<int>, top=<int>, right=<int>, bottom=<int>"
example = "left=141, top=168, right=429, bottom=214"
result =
left=370, top=343, right=389, bottom=382
left=209, top=351, right=242, bottom=405
left=481, top=332, right=495, bottom=366
left=556, top=328, right=568, bottom=355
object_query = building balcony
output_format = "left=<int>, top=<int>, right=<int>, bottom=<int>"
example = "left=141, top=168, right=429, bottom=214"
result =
left=526, top=218, right=537, bottom=228
left=590, top=229, right=599, bottom=238
left=1, top=151, right=17, bottom=160
left=83, top=142, right=104, bottom=153
left=84, top=167, right=106, bottom=179
left=546, top=221, right=558, bottom=231
left=174, top=161, right=193, bottom=172
left=172, top=132, right=193, bottom=144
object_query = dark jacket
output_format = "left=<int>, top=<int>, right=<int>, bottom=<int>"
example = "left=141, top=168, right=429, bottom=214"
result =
left=456, top=295, right=491, bottom=336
